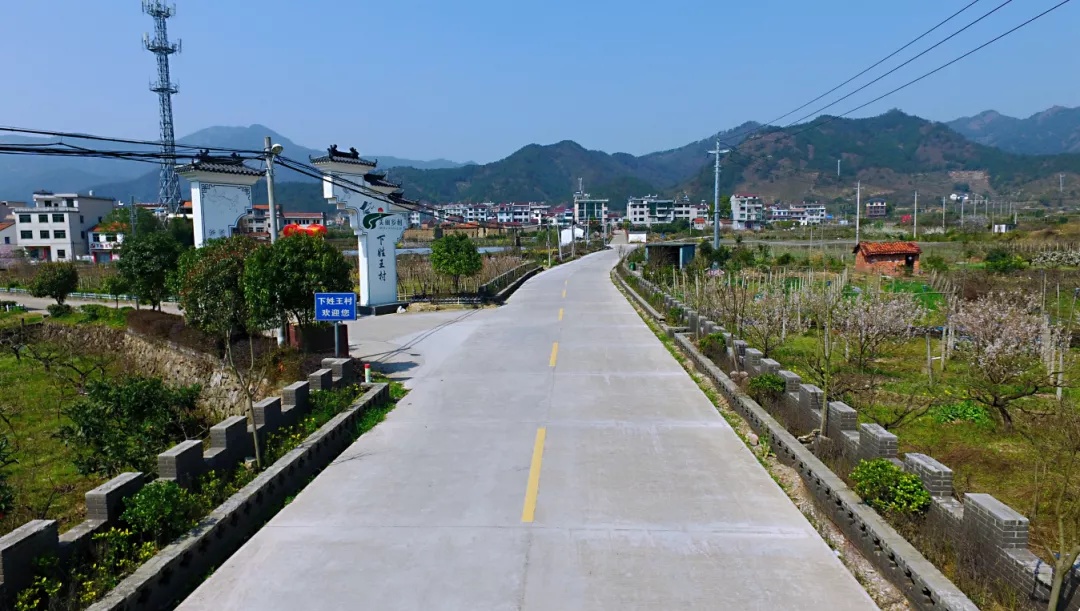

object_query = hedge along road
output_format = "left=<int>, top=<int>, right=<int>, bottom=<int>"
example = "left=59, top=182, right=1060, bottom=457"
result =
left=178, top=249, right=877, bottom=611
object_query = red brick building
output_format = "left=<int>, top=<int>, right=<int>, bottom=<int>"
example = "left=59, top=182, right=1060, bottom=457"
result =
left=853, top=241, right=921, bottom=274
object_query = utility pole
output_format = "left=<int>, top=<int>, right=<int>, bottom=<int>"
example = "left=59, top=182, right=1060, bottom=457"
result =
left=265, top=136, right=285, bottom=346
left=555, top=218, right=563, bottom=261
left=837, top=159, right=841, bottom=177
left=708, top=139, right=728, bottom=249
left=546, top=220, right=552, bottom=267
left=960, top=196, right=965, bottom=228
left=855, top=181, right=861, bottom=245
left=913, top=191, right=918, bottom=239
left=129, top=196, right=137, bottom=236
left=942, top=196, right=946, bottom=231
left=1061, top=173, right=1066, bottom=194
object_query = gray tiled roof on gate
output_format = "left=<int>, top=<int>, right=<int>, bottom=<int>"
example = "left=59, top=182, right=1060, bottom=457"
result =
left=176, top=151, right=263, bottom=176
left=310, top=144, right=377, bottom=167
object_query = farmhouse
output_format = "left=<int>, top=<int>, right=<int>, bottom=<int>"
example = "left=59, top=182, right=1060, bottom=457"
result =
left=853, top=241, right=921, bottom=274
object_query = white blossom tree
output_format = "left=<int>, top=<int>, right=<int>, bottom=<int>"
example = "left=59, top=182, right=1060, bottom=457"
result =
left=740, top=283, right=807, bottom=358
left=953, top=292, right=1058, bottom=430
left=835, top=291, right=926, bottom=370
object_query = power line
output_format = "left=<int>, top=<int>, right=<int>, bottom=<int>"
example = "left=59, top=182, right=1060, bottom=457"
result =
left=780, top=0, right=1015, bottom=129
left=792, top=0, right=1072, bottom=138
left=723, top=0, right=1073, bottom=169
left=716, top=0, right=987, bottom=148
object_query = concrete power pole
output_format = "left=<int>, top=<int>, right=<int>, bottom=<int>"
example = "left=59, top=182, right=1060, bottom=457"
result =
left=913, top=191, right=918, bottom=239
left=265, top=136, right=285, bottom=346
left=854, top=181, right=861, bottom=245
left=708, top=139, right=728, bottom=249
left=942, top=196, right=946, bottom=231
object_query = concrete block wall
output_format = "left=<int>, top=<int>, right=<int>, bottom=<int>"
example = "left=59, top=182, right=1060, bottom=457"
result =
left=0, top=358, right=378, bottom=605
left=611, top=267, right=1080, bottom=611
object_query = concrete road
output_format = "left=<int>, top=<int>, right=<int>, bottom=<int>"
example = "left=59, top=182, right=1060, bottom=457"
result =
left=179, top=250, right=877, bottom=611
left=345, top=309, right=487, bottom=388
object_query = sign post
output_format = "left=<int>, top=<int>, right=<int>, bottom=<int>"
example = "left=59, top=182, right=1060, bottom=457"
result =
left=315, top=292, right=358, bottom=357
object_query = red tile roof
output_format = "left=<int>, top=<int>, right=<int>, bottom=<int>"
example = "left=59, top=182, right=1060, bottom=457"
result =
left=854, top=241, right=921, bottom=256
left=90, top=221, right=128, bottom=233
left=0, top=221, right=13, bottom=232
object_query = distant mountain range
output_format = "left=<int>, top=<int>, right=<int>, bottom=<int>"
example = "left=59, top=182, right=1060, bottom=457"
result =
left=7, top=107, right=1080, bottom=211
left=947, top=106, right=1080, bottom=155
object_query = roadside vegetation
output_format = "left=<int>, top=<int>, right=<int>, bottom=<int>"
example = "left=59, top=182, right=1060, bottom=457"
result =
left=634, top=236, right=1080, bottom=611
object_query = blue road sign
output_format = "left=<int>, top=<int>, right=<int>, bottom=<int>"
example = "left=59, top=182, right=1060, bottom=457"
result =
left=315, top=292, right=357, bottom=321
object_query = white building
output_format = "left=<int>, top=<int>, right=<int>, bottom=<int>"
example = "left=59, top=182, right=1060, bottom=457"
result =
left=627, top=196, right=675, bottom=226
left=0, top=220, right=16, bottom=268
left=13, top=191, right=117, bottom=262
left=88, top=222, right=126, bottom=263
left=573, top=192, right=609, bottom=226
left=240, top=205, right=326, bottom=236
left=495, top=203, right=534, bottom=225
left=673, top=196, right=708, bottom=224
left=730, top=193, right=764, bottom=230
left=789, top=203, right=826, bottom=226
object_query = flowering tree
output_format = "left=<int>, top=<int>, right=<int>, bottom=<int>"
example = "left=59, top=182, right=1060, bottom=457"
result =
left=953, top=292, right=1057, bottom=430
left=740, top=283, right=807, bottom=358
left=835, top=291, right=925, bottom=370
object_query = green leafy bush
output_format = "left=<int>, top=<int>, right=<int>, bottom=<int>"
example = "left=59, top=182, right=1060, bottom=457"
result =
left=698, top=333, right=726, bottom=359
left=122, top=481, right=202, bottom=545
left=749, top=373, right=786, bottom=404
left=775, top=253, right=795, bottom=266
left=58, top=376, right=205, bottom=477
left=921, top=254, right=949, bottom=273
left=79, top=303, right=111, bottom=322
left=851, top=458, right=931, bottom=516
left=932, top=400, right=992, bottom=425
left=984, top=248, right=1026, bottom=273
left=46, top=303, right=73, bottom=318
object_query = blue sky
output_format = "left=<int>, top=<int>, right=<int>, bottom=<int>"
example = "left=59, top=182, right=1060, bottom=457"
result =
left=2, top=0, right=1078, bottom=163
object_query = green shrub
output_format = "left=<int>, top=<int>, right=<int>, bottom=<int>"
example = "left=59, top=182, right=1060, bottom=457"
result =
left=851, top=458, right=931, bottom=516
left=121, top=480, right=202, bottom=544
left=749, top=373, right=786, bottom=404
left=984, top=248, right=1026, bottom=273
left=932, top=400, right=992, bottom=425
left=775, top=253, right=795, bottom=266
left=79, top=303, right=111, bottom=322
left=46, top=303, right=73, bottom=318
left=922, top=254, right=948, bottom=273
left=57, top=376, right=205, bottom=477
left=667, top=306, right=683, bottom=322
left=698, top=333, right=725, bottom=358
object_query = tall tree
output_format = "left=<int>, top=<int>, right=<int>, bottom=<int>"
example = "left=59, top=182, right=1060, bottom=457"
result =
left=117, top=232, right=183, bottom=310
left=174, top=236, right=266, bottom=466
left=431, top=233, right=482, bottom=292
left=28, top=262, right=78, bottom=305
left=242, top=232, right=352, bottom=331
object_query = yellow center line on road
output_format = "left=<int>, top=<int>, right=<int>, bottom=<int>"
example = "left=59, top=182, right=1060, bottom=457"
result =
left=562, top=288, right=567, bottom=298
left=549, top=342, right=559, bottom=367
left=558, top=308, right=564, bottom=321
left=521, top=427, right=547, bottom=523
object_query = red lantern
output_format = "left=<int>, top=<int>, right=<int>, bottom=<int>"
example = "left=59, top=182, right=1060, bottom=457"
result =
left=281, top=223, right=302, bottom=237
left=306, top=224, right=328, bottom=237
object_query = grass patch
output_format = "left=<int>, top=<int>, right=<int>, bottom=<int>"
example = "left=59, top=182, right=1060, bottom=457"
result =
left=0, top=353, right=107, bottom=534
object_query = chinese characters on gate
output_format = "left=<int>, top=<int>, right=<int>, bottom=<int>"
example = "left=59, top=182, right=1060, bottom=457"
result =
left=314, top=293, right=357, bottom=321
left=377, top=234, right=387, bottom=282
